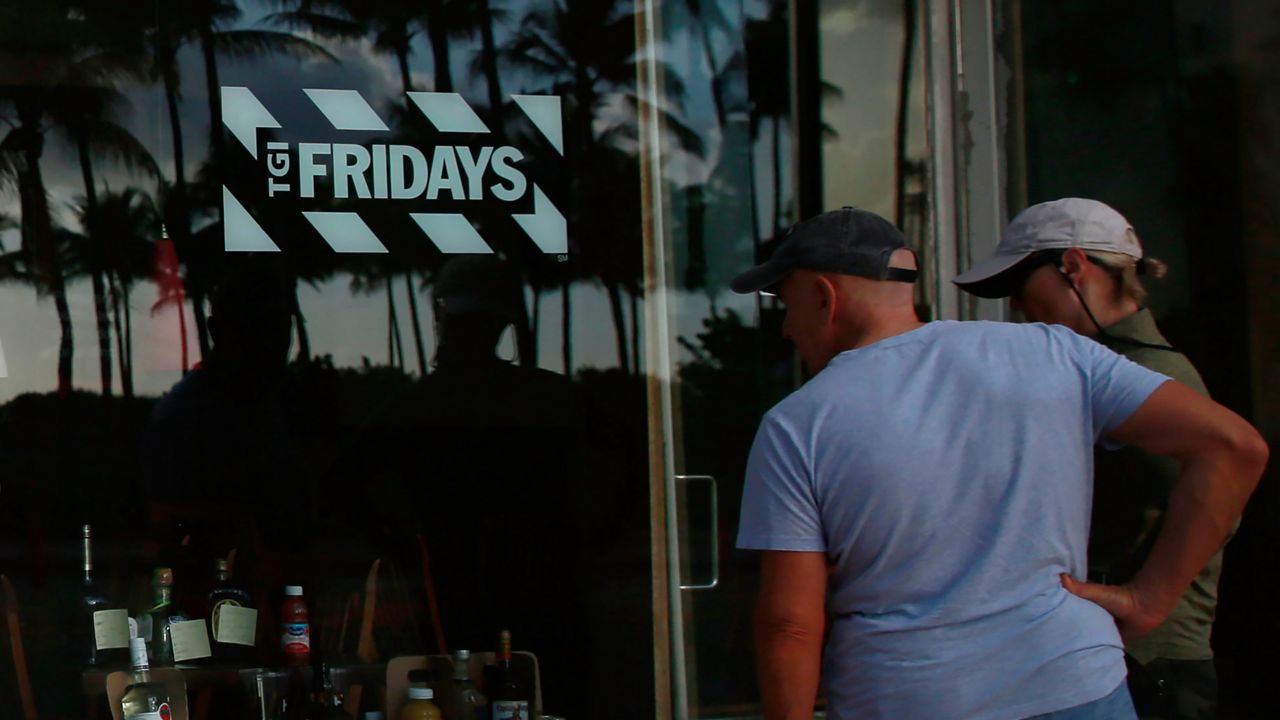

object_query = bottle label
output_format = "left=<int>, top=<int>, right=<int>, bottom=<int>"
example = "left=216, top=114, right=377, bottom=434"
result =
left=281, top=622, right=310, bottom=654
left=93, top=609, right=130, bottom=650
left=123, top=702, right=171, bottom=720
left=170, top=619, right=213, bottom=663
left=491, top=701, right=529, bottom=720
left=212, top=603, right=258, bottom=646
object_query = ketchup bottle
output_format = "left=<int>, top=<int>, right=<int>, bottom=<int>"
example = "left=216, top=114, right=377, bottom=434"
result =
left=280, top=585, right=311, bottom=664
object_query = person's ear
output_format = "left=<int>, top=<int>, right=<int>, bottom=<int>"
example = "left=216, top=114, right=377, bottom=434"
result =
left=1060, top=248, right=1090, bottom=279
left=815, top=275, right=839, bottom=322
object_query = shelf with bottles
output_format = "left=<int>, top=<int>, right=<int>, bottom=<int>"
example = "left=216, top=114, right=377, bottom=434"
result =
left=386, top=632, right=542, bottom=720
left=75, top=526, right=272, bottom=676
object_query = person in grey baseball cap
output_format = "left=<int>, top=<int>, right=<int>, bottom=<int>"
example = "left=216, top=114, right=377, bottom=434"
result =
left=734, top=206, right=1264, bottom=720
left=953, top=198, right=1171, bottom=345
left=955, top=198, right=1227, bottom=719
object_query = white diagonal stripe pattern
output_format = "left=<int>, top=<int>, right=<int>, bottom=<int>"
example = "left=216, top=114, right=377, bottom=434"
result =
left=406, top=92, right=491, bottom=133
left=304, top=89, right=389, bottom=131
left=513, top=185, right=568, bottom=254
left=223, top=187, right=282, bottom=252
left=221, top=87, right=281, bottom=159
left=512, top=95, right=564, bottom=155
left=303, top=212, right=389, bottom=253
left=410, top=214, right=495, bottom=254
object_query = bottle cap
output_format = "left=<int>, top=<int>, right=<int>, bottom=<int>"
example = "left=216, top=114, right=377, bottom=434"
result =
left=284, top=585, right=303, bottom=596
left=407, top=686, right=434, bottom=700
left=153, top=568, right=174, bottom=587
left=453, top=649, right=471, bottom=660
left=364, top=714, right=385, bottom=720
left=129, top=638, right=149, bottom=668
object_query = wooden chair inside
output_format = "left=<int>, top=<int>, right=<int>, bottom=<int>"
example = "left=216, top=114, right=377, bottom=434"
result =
left=1, top=574, right=39, bottom=720
left=105, top=667, right=189, bottom=720
left=342, top=557, right=382, bottom=713
left=385, top=652, right=542, bottom=719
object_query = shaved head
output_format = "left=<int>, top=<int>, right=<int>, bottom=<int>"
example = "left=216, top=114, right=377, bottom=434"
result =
left=779, top=249, right=923, bottom=374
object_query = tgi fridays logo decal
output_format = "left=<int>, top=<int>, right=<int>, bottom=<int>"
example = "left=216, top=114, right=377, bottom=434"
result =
left=219, top=87, right=567, bottom=256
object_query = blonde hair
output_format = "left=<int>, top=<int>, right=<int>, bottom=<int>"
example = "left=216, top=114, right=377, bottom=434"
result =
left=1088, top=249, right=1168, bottom=306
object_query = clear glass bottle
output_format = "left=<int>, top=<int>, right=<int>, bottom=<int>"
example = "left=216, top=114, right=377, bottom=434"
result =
left=121, top=637, right=172, bottom=720
left=451, top=650, right=489, bottom=720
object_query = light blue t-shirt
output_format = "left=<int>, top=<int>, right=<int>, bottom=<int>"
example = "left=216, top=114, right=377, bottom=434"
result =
left=737, top=321, right=1170, bottom=720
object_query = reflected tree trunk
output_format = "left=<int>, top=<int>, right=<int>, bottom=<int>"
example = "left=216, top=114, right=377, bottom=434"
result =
left=893, top=0, right=916, bottom=229
left=201, top=28, right=225, bottom=176
left=424, top=0, right=453, bottom=92
left=478, top=0, right=503, bottom=116
left=161, top=60, right=211, bottom=362
left=530, top=281, right=542, bottom=365
left=405, top=272, right=427, bottom=375
left=393, top=48, right=429, bottom=375
left=605, top=282, right=629, bottom=373
left=112, top=275, right=133, bottom=399
left=292, top=284, right=312, bottom=362
left=387, top=282, right=405, bottom=369
left=16, top=125, right=74, bottom=394
left=695, top=3, right=727, bottom=126
left=76, top=134, right=114, bottom=396
left=684, top=184, right=707, bottom=289
left=123, top=282, right=135, bottom=394
left=561, top=281, right=572, bottom=375
left=397, top=45, right=415, bottom=94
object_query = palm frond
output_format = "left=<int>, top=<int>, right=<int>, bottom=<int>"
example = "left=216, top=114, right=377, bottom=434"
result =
left=212, top=29, right=340, bottom=65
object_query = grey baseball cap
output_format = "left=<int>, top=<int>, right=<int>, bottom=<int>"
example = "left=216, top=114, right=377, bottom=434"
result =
left=953, top=197, right=1143, bottom=298
left=730, top=207, right=918, bottom=294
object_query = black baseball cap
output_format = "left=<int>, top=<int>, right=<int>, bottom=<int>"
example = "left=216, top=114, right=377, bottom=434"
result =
left=730, top=207, right=918, bottom=294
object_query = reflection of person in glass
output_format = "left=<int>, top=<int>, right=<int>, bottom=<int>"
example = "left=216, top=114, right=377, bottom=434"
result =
left=140, top=266, right=302, bottom=587
left=955, top=199, right=1226, bottom=719
left=733, top=207, right=1265, bottom=720
left=368, top=255, right=582, bottom=713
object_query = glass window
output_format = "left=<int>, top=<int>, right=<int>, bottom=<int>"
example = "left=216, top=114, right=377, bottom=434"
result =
left=0, top=1, right=657, bottom=717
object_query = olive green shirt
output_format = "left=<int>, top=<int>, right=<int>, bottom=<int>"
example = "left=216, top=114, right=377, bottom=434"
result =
left=1090, top=308, right=1221, bottom=663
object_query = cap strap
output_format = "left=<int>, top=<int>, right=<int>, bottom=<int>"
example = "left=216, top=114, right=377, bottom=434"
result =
left=885, top=267, right=918, bottom=283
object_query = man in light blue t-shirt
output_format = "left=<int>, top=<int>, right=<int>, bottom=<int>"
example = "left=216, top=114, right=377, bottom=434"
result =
left=731, top=207, right=1266, bottom=720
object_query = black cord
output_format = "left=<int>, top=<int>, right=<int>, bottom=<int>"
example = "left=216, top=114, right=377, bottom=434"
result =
left=1059, top=269, right=1177, bottom=353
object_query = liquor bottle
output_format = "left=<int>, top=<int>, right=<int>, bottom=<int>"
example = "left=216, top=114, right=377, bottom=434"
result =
left=208, top=558, right=255, bottom=663
left=450, top=650, right=489, bottom=720
left=489, top=630, right=529, bottom=720
left=143, top=567, right=186, bottom=667
left=120, top=637, right=172, bottom=720
left=78, top=524, right=128, bottom=667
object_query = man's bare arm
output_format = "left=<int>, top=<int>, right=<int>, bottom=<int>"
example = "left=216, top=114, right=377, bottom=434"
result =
left=1064, top=381, right=1268, bottom=639
left=755, top=550, right=828, bottom=720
